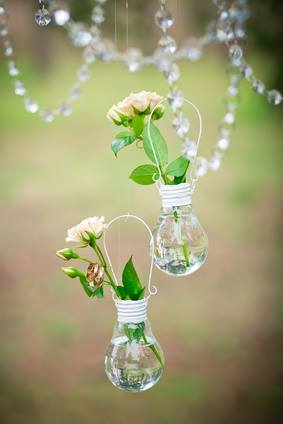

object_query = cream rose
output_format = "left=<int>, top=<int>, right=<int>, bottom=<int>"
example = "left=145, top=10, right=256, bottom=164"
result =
left=116, top=97, right=135, bottom=118
left=130, top=91, right=150, bottom=112
left=107, top=91, right=164, bottom=124
left=106, top=107, right=122, bottom=124
left=149, top=92, right=164, bottom=110
left=66, top=216, right=107, bottom=243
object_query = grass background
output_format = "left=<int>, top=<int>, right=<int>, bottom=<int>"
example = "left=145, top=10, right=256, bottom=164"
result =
left=0, top=37, right=282, bottom=424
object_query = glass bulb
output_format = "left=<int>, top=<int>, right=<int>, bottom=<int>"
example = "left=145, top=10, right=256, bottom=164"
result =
left=104, top=299, right=164, bottom=392
left=153, top=184, right=208, bottom=276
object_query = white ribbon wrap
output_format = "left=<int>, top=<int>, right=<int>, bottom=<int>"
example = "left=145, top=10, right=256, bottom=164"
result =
left=159, top=183, right=192, bottom=208
left=115, top=298, right=148, bottom=323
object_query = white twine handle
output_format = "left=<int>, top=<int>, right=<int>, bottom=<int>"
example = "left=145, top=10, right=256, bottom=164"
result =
left=147, top=97, right=203, bottom=193
left=102, top=214, right=157, bottom=299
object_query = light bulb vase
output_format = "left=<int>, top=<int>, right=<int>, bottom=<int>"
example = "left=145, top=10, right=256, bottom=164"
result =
left=153, top=183, right=208, bottom=276
left=104, top=298, right=164, bottom=392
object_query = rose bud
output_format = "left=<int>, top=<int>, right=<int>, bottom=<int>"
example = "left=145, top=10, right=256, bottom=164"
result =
left=56, top=248, right=79, bottom=261
left=61, top=266, right=82, bottom=279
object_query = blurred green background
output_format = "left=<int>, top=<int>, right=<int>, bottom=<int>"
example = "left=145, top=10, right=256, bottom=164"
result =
left=0, top=1, right=283, bottom=423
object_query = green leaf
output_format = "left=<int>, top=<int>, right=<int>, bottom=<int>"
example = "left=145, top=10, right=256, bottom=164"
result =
left=94, top=286, right=104, bottom=298
left=117, top=285, right=127, bottom=300
left=124, top=324, right=136, bottom=342
left=173, top=175, right=186, bottom=184
left=165, top=156, right=190, bottom=177
left=133, top=322, right=145, bottom=342
left=111, top=131, right=136, bottom=156
left=132, top=115, right=144, bottom=137
left=124, top=322, right=145, bottom=343
left=122, top=256, right=143, bottom=300
left=138, top=287, right=145, bottom=299
left=79, top=276, right=94, bottom=297
left=129, top=164, right=159, bottom=185
left=142, top=122, right=168, bottom=167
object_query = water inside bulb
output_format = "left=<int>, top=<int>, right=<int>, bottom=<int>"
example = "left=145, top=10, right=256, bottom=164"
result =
left=104, top=319, right=164, bottom=392
left=153, top=205, right=208, bottom=276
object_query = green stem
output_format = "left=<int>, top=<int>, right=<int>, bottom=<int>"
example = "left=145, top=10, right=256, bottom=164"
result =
left=77, top=256, right=93, bottom=264
left=173, top=208, right=190, bottom=267
left=90, top=242, right=120, bottom=298
left=142, top=334, right=164, bottom=367
left=161, top=168, right=170, bottom=185
left=182, top=243, right=190, bottom=267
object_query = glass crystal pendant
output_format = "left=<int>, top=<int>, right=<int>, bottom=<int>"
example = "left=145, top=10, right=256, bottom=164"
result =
left=105, top=299, right=164, bottom=392
left=51, top=1, right=70, bottom=26
left=155, top=7, right=173, bottom=32
left=34, top=6, right=51, bottom=26
left=69, top=23, right=91, bottom=47
left=153, top=184, right=208, bottom=276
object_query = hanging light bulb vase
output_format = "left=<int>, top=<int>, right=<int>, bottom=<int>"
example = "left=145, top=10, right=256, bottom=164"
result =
left=102, top=214, right=164, bottom=392
left=153, top=183, right=208, bottom=276
left=145, top=97, right=209, bottom=276
left=105, top=297, right=164, bottom=392
left=56, top=214, right=164, bottom=392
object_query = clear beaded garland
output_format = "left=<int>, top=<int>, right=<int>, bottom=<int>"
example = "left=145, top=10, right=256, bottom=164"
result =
left=0, top=0, right=107, bottom=122
left=0, top=0, right=282, bottom=177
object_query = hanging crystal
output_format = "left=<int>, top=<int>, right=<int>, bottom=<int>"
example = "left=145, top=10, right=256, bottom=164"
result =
left=182, top=140, right=197, bottom=160
left=195, top=156, right=208, bottom=177
left=163, top=63, right=180, bottom=85
left=217, top=137, right=230, bottom=151
left=70, top=85, right=81, bottom=100
left=168, top=88, right=184, bottom=112
left=24, top=98, right=39, bottom=114
left=59, top=103, right=72, bottom=116
left=34, top=5, right=51, bottom=26
left=126, top=48, right=142, bottom=72
left=8, top=61, right=19, bottom=76
left=91, top=5, right=105, bottom=24
left=0, top=23, right=8, bottom=37
left=158, top=35, right=177, bottom=54
left=90, top=26, right=101, bottom=44
left=240, top=63, right=253, bottom=78
left=227, top=84, right=238, bottom=96
left=267, top=90, right=283, bottom=106
left=51, top=1, right=70, bottom=26
left=223, top=111, right=235, bottom=125
left=182, top=39, right=203, bottom=62
left=14, top=80, right=26, bottom=96
left=95, top=39, right=115, bottom=62
left=77, top=65, right=90, bottom=82
left=40, top=109, right=54, bottom=122
left=69, top=23, right=92, bottom=47
left=3, top=40, right=13, bottom=56
left=209, top=151, right=222, bottom=171
left=252, top=79, right=265, bottom=94
left=155, top=6, right=174, bottom=32
left=172, top=112, right=190, bottom=137
left=83, top=47, right=96, bottom=64
left=229, top=44, right=243, bottom=66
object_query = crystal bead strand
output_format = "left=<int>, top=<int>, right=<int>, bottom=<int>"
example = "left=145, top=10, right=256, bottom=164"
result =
left=0, top=0, right=282, bottom=124
left=213, top=0, right=282, bottom=107
left=0, top=0, right=107, bottom=122
left=154, top=0, right=190, bottom=154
